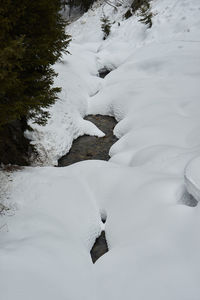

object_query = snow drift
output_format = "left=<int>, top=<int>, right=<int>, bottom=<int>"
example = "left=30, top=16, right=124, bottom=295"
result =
left=1, top=0, right=200, bottom=299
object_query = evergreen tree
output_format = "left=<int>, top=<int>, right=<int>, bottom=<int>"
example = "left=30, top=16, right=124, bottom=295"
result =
left=124, top=0, right=152, bottom=27
left=131, top=0, right=150, bottom=14
left=67, top=0, right=96, bottom=11
left=137, top=1, right=152, bottom=28
left=0, top=0, right=70, bottom=127
left=101, top=16, right=111, bottom=40
left=0, top=0, right=25, bottom=126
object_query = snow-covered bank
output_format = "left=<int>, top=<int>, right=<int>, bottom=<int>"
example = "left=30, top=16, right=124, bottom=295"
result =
left=0, top=166, right=102, bottom=299
left=26, top=42, right=104, bottom=165
left=1, top=0, right=200, bottom=299
left=185, top=156, right=200, bottom=202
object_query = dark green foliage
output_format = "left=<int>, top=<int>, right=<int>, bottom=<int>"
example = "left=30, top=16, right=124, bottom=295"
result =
left=101, top=16, right=111, bottom=40
left=0, top=119, right=32, bottom=165
left=124, top=9, right=133, bottom=20
left=131, top=0, right=150, bottom=14
left=80, top=0, right=96, bottom=10
left=137, top=1, right=152, bottom=28
left=125, top=0, right=148, bottom=18
left=124, top=0, right=153, bottom=28
left=0, top=0, right=71, bottom=127
left=66, top=0, right=96, bottom=11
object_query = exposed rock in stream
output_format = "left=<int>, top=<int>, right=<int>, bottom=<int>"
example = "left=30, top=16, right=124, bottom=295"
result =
left=58, top=114, right=118, bottom=167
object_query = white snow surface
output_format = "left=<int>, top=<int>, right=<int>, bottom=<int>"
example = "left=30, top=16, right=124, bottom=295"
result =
left=185, top=156, right=200, bottom=202
left=1, top=0, right=200, bottom=299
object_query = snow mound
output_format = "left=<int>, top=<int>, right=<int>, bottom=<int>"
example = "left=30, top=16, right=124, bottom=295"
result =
left=1, top=0, right=200, bottom=299
left=185, top=156, right=200, bottom=202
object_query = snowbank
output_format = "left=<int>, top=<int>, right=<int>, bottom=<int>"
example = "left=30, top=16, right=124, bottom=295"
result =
left=1, top=0, right=200, bottom=299
left=185, top=156, right=200, bottom=202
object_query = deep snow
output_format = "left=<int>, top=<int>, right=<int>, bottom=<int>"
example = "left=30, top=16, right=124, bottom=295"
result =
left=1, top=0, right=200, bottom=299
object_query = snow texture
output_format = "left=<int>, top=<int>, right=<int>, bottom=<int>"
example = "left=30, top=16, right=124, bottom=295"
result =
left=185, top=156, right=200, bottom=202
left=1, top=0, right=200, bottom=299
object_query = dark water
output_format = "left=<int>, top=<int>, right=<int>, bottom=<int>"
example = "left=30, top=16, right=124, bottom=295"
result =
left=58, top=114, right=118, bottom=167
left=98, top=67, right=112, bottom=78
left=90, top=231, right=108, bottom=263
left=58, top=66, right=115, bottom=262
left=58, top=114, right=116, bottom=262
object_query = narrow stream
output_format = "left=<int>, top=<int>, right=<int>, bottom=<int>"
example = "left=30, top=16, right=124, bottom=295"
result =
left=58, top=114, right=118, bottom=167
left=58, top=68, right=115, bottom=263
left=58, top=114, right=116, bottom=262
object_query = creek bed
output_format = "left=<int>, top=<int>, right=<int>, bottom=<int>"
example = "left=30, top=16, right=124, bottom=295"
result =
left=58, top=114, right=117, bottom=262
left=58, top=114, right=118, bottom=167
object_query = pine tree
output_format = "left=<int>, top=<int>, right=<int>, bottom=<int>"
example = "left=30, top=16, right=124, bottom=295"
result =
left=137, top=1, right=152, bottom=28
left=0, top=0, right=25, bottom=125
left=124, top=0, right=152, bottom=27
left=131, top=0, right=150, bottom=14
left=0, top=0, right=71, bottom=127
left=67, top=0, right=96, bottom=11
left=101, top=16, right=111, bottom=40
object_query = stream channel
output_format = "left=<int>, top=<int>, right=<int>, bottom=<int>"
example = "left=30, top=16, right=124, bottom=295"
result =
left=58, top=68, right=117, bottom=263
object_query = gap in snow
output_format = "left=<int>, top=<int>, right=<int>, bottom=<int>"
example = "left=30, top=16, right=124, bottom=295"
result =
left=89, top=67, right=115, bottom=97
left=100, top=209, right=107, bottom=224
left=90, top=214, right=108, bottom=264
left=90, top=231, right=108, bottom=263
left=98, top=67, right=113, bottom=78
left=58, top=115, right=118, bottom=167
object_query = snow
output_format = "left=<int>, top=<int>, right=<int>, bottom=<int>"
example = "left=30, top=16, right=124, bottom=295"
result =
left=185, top=156, right=200, bottom=202
left=26, top=42, right=104, bottom=165
left=1, top=0, right=200, bottom=299
left=0, top=166, right=101, bottom=300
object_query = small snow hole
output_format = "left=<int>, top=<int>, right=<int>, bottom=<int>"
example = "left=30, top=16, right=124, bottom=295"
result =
left=100, top=209, right=107, bottom=223
left=98, top=67, right=112, bottom=78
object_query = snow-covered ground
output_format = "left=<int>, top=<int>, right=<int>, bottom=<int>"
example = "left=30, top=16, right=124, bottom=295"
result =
left=1, top=0, right=200, bottom=299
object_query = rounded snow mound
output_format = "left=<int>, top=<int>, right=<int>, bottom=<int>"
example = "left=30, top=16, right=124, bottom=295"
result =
left=185, top=156, right=200, bottom=202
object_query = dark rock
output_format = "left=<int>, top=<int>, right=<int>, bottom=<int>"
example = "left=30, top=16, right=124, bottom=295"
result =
left=90, top=231, right=108, bottom=263
left=58, top=114, right=118, bottom=167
